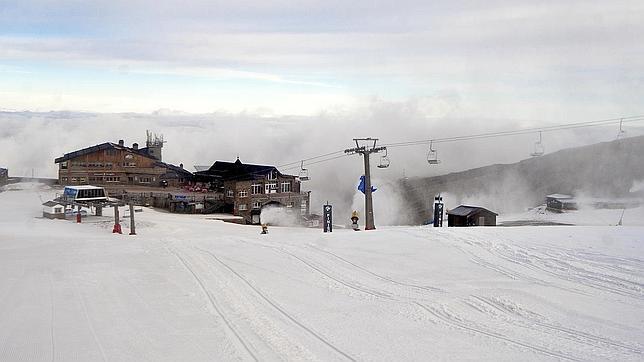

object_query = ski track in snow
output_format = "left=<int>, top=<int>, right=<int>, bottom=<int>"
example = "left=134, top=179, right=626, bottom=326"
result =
left=466, top=295, right=642, bottom=356
left=306, top=244, right=446, bottom=294
left=393, top=228, right=644, bottom=360
left=234, top=237, right=444, bottom=303
left=456, top=233, right=644, bottom=300
left=49, top=275, right=55, bottom=362
left=73, top=280, right=108, bottom=362
left=414, top=302, right=581, bottom=361
left=168, top=248, right=259, bottom=362
left=193, top=246, right=357, bottom=361
left=224, top=233, right=644, bottom=360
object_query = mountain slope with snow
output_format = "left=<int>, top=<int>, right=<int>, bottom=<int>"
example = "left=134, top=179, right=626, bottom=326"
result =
left=1, top=183, right=642, bottom=361
left=400, top=136, right=644, bottom=223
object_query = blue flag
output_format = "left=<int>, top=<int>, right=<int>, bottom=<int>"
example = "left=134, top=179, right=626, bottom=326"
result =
left=358, top=175, right=377, bottom=194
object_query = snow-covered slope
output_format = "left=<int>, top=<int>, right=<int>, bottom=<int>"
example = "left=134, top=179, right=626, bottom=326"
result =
left=499, top=205, right=644, bottom=226
left=1, top=183, right=642, bottom=361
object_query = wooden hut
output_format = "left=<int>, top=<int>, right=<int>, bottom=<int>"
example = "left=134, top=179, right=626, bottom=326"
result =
left=42, top=201, right=66, bottom=219
left=447, top=205, right=497, bottom=227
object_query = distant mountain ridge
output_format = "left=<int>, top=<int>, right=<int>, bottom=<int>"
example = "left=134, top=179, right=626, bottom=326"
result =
left=400, top=136, right=644, bottom=224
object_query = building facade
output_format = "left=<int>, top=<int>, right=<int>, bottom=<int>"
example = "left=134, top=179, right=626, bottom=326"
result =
left=54, top=138, right=192, bottom=188
left=197, top=158, right=310, bottom=224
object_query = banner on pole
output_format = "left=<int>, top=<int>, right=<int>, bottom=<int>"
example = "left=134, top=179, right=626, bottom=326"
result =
left=323, top=204, right=333, bottom=232
left=433, top=195, right=444, bottom=227
left=357, top=175, right=377, bottom=194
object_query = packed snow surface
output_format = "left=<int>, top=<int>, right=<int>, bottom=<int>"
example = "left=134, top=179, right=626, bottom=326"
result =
left=1, top=183, right=643, bottom=361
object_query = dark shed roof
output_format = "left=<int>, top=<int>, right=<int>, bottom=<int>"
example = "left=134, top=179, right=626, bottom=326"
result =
left=448, top=205, right=498, bottom=217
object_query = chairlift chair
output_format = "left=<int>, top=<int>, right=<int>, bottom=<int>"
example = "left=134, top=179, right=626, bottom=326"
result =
left=298, top=161, right=310, bottom=181
left=530, top=131, right=545, bottom=157
left=377, top=149, right=390, bottom=169
left=616, top=119, right=626, bottom=140
left=427, top=141, right=441, bottom=165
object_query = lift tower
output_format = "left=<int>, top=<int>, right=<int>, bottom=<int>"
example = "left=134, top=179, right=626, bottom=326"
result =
left=344, top=138, right=386, bottom=230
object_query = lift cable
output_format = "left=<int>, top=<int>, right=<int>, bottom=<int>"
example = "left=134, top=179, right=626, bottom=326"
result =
left=380, top=115, right=644, bottom=149
left=217, top=115, right=644, bottom=179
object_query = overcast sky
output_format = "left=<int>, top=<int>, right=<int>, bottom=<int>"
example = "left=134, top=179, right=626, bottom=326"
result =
left=1, top=0, right=643, bottom=118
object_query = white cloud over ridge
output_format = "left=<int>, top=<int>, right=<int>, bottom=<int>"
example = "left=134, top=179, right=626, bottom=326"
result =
left=2, top=104, right=641, bottom=223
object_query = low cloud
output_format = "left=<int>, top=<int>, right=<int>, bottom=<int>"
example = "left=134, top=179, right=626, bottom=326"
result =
left=3, top=101, right=640, bottom=224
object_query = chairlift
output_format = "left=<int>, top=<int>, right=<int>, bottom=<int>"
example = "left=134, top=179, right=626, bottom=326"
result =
left=617, top=118, right=626, bottom=140
left=377, top=149, right=390, bottom=168
left=298, top=161, right=310, bottom=181
left=530, top=131, right=545, bottom=157
left=427, top=141, right=441, bottom=165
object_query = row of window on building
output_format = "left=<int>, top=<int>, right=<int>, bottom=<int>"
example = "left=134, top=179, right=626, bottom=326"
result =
left=61, top=176, right=154, bottom=183
left=61, top=161, right=137, bottom=169
left=228, top=182, right=292, bottom=197
left=238, top=200, right=307, bottom=211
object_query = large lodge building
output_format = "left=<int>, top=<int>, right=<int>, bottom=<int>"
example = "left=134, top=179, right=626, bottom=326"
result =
left=54, top=134, right=311, bottom=224
left=54, top=134, right=192, bottom=188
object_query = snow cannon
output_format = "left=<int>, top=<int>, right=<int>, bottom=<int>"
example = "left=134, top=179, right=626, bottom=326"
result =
left=351, top=211, right=360, bottom=231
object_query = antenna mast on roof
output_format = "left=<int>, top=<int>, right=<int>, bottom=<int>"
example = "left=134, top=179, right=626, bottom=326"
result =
left=145, top=130, right=166, bottom=161
left=146, top=130, right=165, bottom=147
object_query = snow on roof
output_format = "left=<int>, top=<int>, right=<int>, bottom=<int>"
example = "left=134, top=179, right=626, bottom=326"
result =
left=193, top=165, right=210, bottom=172
left=64, top=185, right=105, bottom=190
left=448, top=205, right=498, bottom=217
left=546, top=194, right=574, bottom=199
left=42, top=201, right=63, bottom=207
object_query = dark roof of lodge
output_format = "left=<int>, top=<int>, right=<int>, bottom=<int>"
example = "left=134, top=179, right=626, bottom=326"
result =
left=447, top=205, right=498, bottom=217
left=54, top=142, right=154, bottom=163
left=42, top=201, right=63, bottom=207
left=196, top=158, right=289, bottom=181
left=54, top=142, right=191, bottom=175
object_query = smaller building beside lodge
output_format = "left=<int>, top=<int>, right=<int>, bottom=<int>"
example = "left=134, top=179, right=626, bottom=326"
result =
left=54, top=135, right=192, bottom=188
left=42, top=200, right=66, bottom=219
left=447, top=205, right=497, bottom=226
left=195, top=158, right=310, bottom=224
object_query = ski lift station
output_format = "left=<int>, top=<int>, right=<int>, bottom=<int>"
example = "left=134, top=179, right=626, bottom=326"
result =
left=62, top=185, right=109, bottom=203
